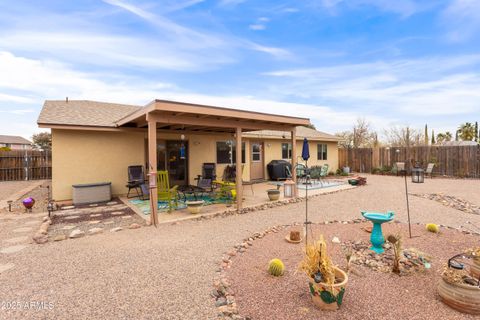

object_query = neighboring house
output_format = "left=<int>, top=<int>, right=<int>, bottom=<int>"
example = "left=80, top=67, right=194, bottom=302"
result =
left=0, top=135, right=32, bottom=150
left=38, top=99, right=339, bottom=202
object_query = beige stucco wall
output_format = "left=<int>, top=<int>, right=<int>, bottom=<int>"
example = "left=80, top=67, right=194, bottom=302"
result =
left=52, top=129, right=146, bottom=201
left=51, top=129, right=337, bottom=200
left=261, top=139, right=339, bottom=178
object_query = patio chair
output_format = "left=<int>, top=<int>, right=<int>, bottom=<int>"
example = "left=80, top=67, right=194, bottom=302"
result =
left=295, top=163, right=307, bottom=183
left=319, top=164, right=329, bottom=185
left=194, top=163, right=216, bottom=192
left=425, top=163, right=435, bottom=178
left=157, top=170, right=179, bottom=212
left=126, top=165, right=148, bottom=199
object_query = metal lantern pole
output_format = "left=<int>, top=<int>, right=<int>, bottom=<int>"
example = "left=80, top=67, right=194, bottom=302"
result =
left=305, top=159, right=308, bottom=245
left=404, top=170, right=412, bottom=238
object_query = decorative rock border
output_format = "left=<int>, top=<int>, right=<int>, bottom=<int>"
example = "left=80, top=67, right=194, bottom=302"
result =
left=185, top=186, right=355, bottom=226
left=212, top=219, right=480, bottom=319
left=410, top=193, right=480, bottom=215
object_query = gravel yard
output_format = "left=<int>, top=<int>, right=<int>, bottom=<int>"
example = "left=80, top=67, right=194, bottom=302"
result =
left=226, top=222, right=480, bottom=320
left=0, top=175, right=479, bottom=319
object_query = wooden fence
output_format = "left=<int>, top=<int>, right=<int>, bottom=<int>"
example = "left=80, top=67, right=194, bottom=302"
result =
left=338, top=145, right=480, bottom=178
left=0, top=150, right=52, bottom=181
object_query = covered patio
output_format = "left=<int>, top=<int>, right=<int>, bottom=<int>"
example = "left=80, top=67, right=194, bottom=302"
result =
left=116, top=99, right=311, bottom=226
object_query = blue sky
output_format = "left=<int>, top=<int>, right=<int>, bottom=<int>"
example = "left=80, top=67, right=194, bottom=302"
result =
left=0, top=0, right=479, bottom=139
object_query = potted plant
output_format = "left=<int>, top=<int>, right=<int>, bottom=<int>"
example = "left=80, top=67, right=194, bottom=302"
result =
left=267, top=189, right=280, bottom=201
left=438, top=265, right=480, bottom=314
left=298, top=235, right=348, bottom=311
left=185, top=200, right=204, bottom=214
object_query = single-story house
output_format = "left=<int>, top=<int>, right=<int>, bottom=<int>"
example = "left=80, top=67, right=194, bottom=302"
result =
left=38, top=99, right=339, bottom=223
left=0, top=135, right=32, bottom=150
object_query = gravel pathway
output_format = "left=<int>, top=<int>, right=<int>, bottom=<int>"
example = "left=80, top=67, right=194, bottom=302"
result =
left=0, top=175, right=479, bottom=319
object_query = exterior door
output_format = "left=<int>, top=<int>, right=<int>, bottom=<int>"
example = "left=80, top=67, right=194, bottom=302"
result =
left=166, top=141, right=188, bottom=186
left=250, top=141, right=264, bottom=180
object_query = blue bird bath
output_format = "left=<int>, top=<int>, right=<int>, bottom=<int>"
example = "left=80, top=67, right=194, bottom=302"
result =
left=361, top=211, right=394, bottom=254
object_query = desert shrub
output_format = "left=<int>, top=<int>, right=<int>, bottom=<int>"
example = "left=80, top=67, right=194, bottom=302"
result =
left=426, top=223, right=439, bottom=233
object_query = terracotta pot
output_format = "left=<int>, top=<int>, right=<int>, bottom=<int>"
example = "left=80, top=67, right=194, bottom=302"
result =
left=309, top=267, right=348, bottom=311
left=471, top=258, right=480, bottom=279
left=186, top=200, right=204, bottom=214
left=437, top=276, right=480, bottom=315
left=267, top=189, right=280, bottom=201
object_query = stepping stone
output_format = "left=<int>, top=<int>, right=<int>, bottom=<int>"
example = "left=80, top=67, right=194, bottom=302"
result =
left=0, top=245, right=27, bottom=254
left=111, top=211, right=123, bottom=216
left=107, top=201, right=118, bottom=206
left=110, top=227, right=123, bottom=232
left=88, top=220, right=101, bottom=225
left=62, top=225, right=76, bottom=230
left=13, top=227, right=33, bottom=233
left=89, top=203, right=99, bottom=207
left=0, top=263, right=15, bottom=274
left=4, top=236, right=28, bottom=244
left=90, top=214, right=102, bottom=218
left=121, top=216, right=132, bottom=219
left=89, top=227, right=104, bottom=235
left=53, top=234, right=67, bottom=241
left=69, top=229, right=85, bottom=239
left=64, top=215, right=80, bottom=220
left=61, top=206, right=75, bottom=210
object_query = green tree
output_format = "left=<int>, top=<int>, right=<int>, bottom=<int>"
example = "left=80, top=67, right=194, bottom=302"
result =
left=458, top=122, right=475, bottom=141
left=32, top=132, right=51, bottom=150
left=431, top=130, right=435, bottom=145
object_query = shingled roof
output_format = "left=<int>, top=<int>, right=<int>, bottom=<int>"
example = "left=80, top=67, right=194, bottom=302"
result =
left=38, top=100, right=142, bottom=127
left=0, top=135, right=31, bottom=145
left=243, top=126, right=339, bottom=141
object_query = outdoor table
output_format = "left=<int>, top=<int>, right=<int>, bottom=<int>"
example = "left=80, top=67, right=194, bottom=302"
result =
left=177, top=185, right=207, bottom=201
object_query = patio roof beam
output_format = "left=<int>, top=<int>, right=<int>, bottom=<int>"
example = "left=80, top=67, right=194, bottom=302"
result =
left=146, top=113, right=294, bottom=132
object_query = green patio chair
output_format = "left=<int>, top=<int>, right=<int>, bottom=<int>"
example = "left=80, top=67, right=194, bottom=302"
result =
left=157, top=170, right=179, bottom=212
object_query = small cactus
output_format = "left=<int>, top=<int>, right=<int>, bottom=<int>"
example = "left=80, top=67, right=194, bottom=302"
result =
left=268, top=258, right=285, bottom=276
left=426, top=223, right=439, bottom=233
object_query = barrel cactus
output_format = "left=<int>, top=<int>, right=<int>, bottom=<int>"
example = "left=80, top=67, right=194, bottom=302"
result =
left=426, top=223, right=439, bottom=233
left=268, top=258, right=285, bottom=276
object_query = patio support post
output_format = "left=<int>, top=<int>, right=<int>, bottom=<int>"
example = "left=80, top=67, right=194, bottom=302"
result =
left=148, top=119, right=159, bottom=226
left=236, top=127, right=243, bottom=211
left=291, top=127, right=297, bottom=196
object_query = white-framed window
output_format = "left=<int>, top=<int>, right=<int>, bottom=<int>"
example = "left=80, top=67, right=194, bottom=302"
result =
left=317, top=143, right=328, bottom=160
left=281, top=143, right=292, bottom=159
left=216, top=141, right=246, bottom=164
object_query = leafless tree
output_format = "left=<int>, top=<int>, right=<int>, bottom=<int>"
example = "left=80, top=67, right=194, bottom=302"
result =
left=382, top=126, right=424, bottom=147
left=336, top=118, right=378, bottom=148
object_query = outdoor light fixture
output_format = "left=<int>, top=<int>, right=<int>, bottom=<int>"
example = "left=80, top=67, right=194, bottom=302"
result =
left=7, top=200, right=13, bottom=212
left=283, top=179, right=295, bottom=198
left=180, top=134, right=185, bottom=141
left=411, top=167, right=425, bottom=183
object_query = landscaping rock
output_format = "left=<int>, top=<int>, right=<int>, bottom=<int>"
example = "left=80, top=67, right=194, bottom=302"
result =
left=53, top=234, right=67, bottom=241
left=89, top=227, right=104, bottom=235
left=69, top=229, right=85, bottom=239
left=332, top=236, right=341, bottom=244
left=61, top=205, right=75, bottom=210
left=107, top=201, right=118, bottom=205
left=110, top=227, right=123, bottom=232
left=32, top=233, right=48, bottom=244
left=128, top=223, right=141, bottom=229
left=88, top=220, right=101, bottom=225
left=62, top=225, right=76, bottom=230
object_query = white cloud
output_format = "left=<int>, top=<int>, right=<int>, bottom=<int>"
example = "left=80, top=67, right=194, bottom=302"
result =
left=263, top=55, right=480, bottom=130
left=249, top=24, right=266, bottom=30
left=317, top=0, right=428, bottom=17
left=441, top=0, right=480, bottom=42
